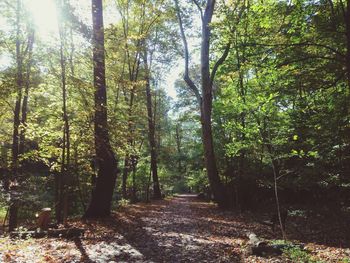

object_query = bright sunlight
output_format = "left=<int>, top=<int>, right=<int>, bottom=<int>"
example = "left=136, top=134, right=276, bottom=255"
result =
left=24, top=0, right=58, bottom=37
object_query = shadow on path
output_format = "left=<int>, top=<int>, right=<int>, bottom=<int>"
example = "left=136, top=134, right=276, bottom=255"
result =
left=104, top=197, right=241, bottom=262
left=74, top=238, right=93, bottom=263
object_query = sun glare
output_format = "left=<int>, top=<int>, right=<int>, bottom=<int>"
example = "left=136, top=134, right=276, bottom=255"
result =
left=24, top=0, right=59, bottom=38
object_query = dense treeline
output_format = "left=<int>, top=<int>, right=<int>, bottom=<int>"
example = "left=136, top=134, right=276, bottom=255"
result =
left=0, top=0, right=349, bottom=231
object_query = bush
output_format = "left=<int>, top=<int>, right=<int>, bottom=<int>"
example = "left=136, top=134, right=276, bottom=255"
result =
left=282, top=246, right=316, bottom=263
left=117, top=198, right=130, bottom=207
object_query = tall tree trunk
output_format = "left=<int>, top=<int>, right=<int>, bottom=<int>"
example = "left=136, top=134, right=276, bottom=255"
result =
left=345, top=0, right=350, bottom=89
left=175, top=123, right=182, bottom=176
left=9, top=0, right=23, bottom=232
left=122, top=84, right=137, bottom=199
left=122, top=155, right=129, bottom=199
left=56, top=0, right=70, bottom=223
left=131, top=155, right=137, bottom=202
left=200, top=0, right=227, bottom=208
left=84, top=0, right=117, bottom=218
left=143, top=51, right=162, bottom=199
left=175, top=0, right=229, bottom=208
left=19, top=28, right=35, bottom=155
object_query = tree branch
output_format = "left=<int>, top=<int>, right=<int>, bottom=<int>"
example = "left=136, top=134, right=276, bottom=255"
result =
left=62, top=1, right=92, bottom=40
left=192, top=0, right=203, bottom=21
left=209, top=2, right=245, bottom=86
left=278, top=55, right=344, bottom=66
left=244, top=42, right=345, bottom=58
left=174, top=0, right=201, bottom=103
left=3, top=0, right=15, bottom=9
left=210, top=42, right=231, bottom=86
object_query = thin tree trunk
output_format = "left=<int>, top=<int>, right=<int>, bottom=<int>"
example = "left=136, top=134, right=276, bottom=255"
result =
left=257, top=117, right=286, bottom=239
left=146, top=167, right=152, bottom=202
left=267, top=128, right=286, bottom=240
left=345, top=0, right=350, bottom=90
left=9, top=0, right=23, bottom=232
left=122, top=84, right=137, bottom=199
left=56, top=0, right=70, bottom=224
left=19, top=28, right=35, bottom=155
left=120, top=6, right=140, bottom=200
left=175, top=123, right=182, bottom=176
left=131, top=158, right=137, bottom=202
left=122, top=155, right=129, bottom=199
left=73, top=143, right=86, bottom=212
left=131, top=140, right=143, bottom=202
left=143, top=51, right=162, bottom=199
left=84, top=0, right=117, bottom=218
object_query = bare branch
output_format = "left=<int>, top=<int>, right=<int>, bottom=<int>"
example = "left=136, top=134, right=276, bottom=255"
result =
left=2, top=0, right=15, bottom=9
left=209, top=2, right=246, bottom=86
left=192, top=0, right=203, bottom=21
left=174, top=0, right=201, bottom=103
left=210, top=42, right=230, bottom=86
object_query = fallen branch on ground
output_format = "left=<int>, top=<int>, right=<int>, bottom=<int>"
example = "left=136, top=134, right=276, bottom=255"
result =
left=10, top=227, right=84, bottom=239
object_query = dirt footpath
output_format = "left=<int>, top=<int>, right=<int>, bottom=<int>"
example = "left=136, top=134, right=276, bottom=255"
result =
left=1, top=195, right=349, bottom=262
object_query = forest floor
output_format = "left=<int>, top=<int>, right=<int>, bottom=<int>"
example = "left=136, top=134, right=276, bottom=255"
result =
left=0, top=195, right=350, bottom=262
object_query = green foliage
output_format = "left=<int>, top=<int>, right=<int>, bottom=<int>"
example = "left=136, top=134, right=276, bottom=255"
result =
left=282, top=246, right=316, bottom=263
left=0, top=206, right=7, bottom=221
left=186, top=170, right=208, bottom=193
left=210, top=0, right=349, bottom=202
left=117, top=198, right=130, bottom=207
left=271, top=240, right=317, bottom=263
left=0, top=0, right=349, bottom=224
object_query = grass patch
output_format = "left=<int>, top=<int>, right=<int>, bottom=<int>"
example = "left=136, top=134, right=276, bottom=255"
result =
left=0, top=206, right=7, bottom=222
left=271, top=240, right=319, bottom=263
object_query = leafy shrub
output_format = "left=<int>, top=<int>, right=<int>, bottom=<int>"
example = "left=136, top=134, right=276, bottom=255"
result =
left=282, top=246, right=316, bottom=263
left=117, top=198, right=130, bottom=207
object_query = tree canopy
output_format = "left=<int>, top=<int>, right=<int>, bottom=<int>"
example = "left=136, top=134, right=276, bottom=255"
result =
left=0, top=0, right=349, bottom=259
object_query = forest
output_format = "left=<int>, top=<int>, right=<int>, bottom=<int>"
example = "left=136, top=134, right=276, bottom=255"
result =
left=0, top=0, right=349, bottom=262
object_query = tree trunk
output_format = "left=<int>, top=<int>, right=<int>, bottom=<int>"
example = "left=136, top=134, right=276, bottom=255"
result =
left=122, top=155, right=129, bottom=199
left=200, top=0, right=227, bottom=208
left=175, top=123, right=182, bottom=176
left=143, top=51, right=162, bottom=199
left=175, top=0, right=228, bottom=208
left=122, top=84, right=137, bottom=199
left=9, top=0, right=23, bottom=232
left=345, top=0, right=350, bottom=89
left=56, top=0, right=70, bottom=224
left=131, top=157, right=137, bottom=202
left=83, top=0, right=117, bottom=218
left=19, top=28, right=34, bottom=155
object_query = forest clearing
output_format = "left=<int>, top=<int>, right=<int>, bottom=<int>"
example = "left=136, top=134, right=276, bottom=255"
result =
left=0, top=0, right=349, bottom=261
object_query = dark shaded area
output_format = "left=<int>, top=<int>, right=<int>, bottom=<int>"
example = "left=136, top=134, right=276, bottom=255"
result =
left=74, top=238, right=93, bottom=263
left=99, top=196, right=241, bottom=262
left=118, top=195, right=350, bottom=249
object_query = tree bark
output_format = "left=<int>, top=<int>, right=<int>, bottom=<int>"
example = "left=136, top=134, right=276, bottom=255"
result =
left=56, top=0, right=70, bottom=224
left=120, top=7, right=141, bottom=200
left=9, top=0, right=23, bottom=232
left=143, top=51, right=162, bottom=199
left=83, top=0, right=117, bottom=218
left=175, top=123, right=183, bottom=176
left=175, top=0, right=228, bottom=208
left=19, top=28, right=34, bottom=156
left=201, top=3, right=220, bottom=202
left=122, top=155, right=129, bottom=199
left=122, top=84, right=137, bottom=199
left=346, top=0, right=350, bottom=90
